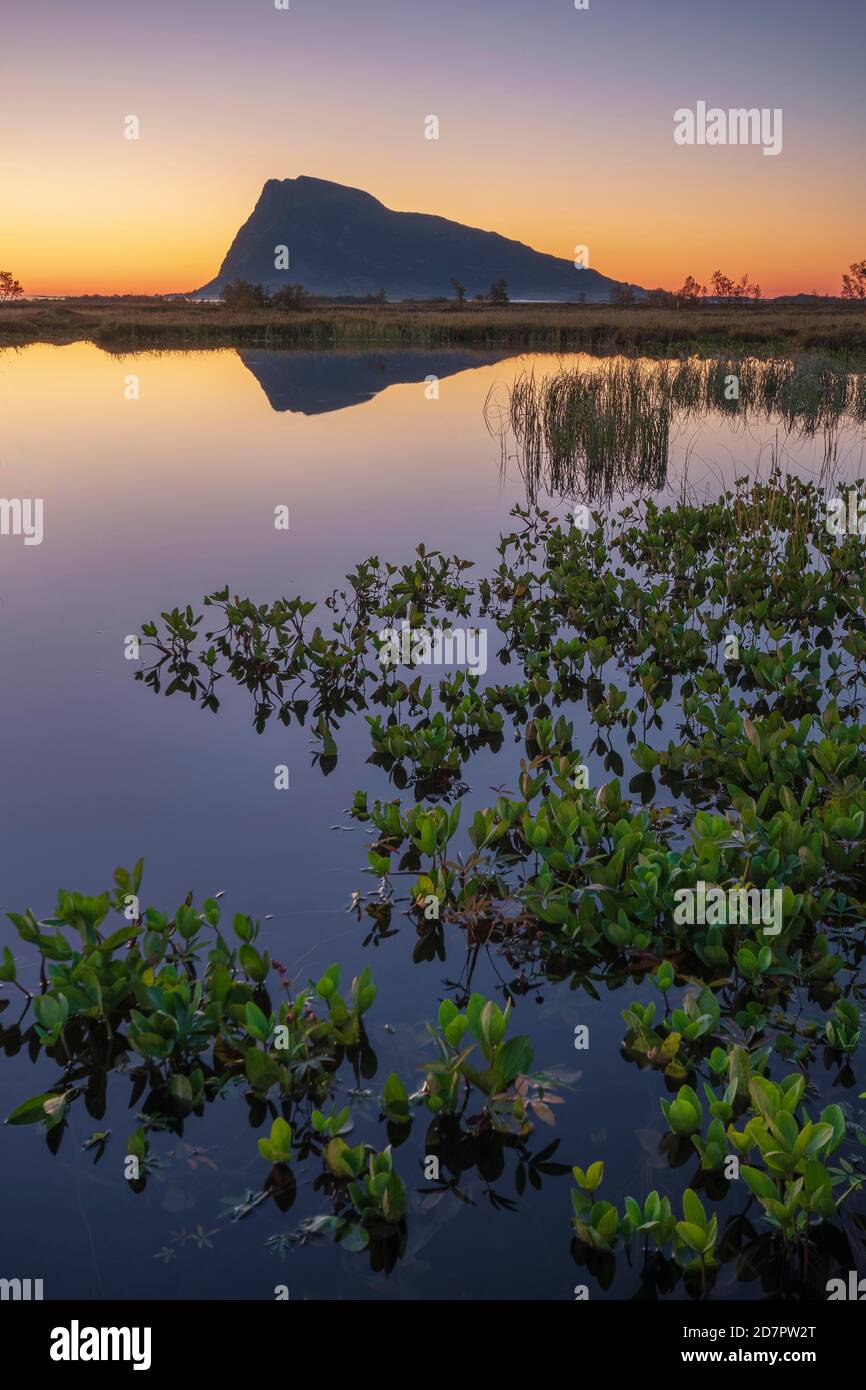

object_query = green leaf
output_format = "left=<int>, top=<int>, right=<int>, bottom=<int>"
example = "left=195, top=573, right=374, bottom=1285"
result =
left=479, top=1001, right=506, bottom=1053
left=681, top=1188, right=706, bottom=1230
left=7, top=1092, right=63, bottom=1125
left=584, top=1160, right=604, bottom=1192
left=740, top=1165, right=777, bottom=1201
left=316, top=965, right=340, bottom=1000
left=676, top=1220, right=708, bottom=1252
left=245, top=1001, right=270, bottom=1042
left=496, top=1034, right=534, bottom=1085
left=819, top=1104, right=845, bottom=1153
left=438, top=999, right=458, bottom=1030
left=239, top=943, right=268, bottom=983
left=261, top=1116, right=293, bottom=1161
left=382, top=1073, right=411, bottom=1126
left=170, top=1074, right=193, bottom=1111
left=245, top=1046, right=279, bottom=1091
left=795, top=1123, right=835, bottom=1158
left=99, top=925, right=141, bottom=952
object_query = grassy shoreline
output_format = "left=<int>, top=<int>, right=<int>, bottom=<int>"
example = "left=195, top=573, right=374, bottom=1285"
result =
left=3, top=300, right=866, bottom=360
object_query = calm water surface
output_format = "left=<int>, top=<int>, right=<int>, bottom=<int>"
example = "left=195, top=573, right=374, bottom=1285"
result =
left=1, top=344, right=864, bottom=1300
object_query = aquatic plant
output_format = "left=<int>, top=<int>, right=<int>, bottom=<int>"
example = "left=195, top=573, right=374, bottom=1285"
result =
left=323, top=1140, right=407, bottom=1247
left=309, top=1105, right=351, bottom=1139
left=314, top=963, right=376, bottom=1045
left=257, top=1116, right=294, bottom=1164
left=824, top=999, right=861, bottom=1055
left=660, top=1084, right=704, bottom=1137
left=725, top=1074, right=848, bottom=1234
left=416, top=993, right=541, bottom=1135
left=488, top=355, right=866, bottom=502
left=571, top=1170, right=719, bottom=1272
left=3, top=868, right=380, bottom=1151
left=381, top=1073, right=411, bottom=1127
left=8, top=464, right=866, bottom=1297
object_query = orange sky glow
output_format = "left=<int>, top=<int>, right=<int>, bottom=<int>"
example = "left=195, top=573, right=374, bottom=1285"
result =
left=2, top=0, right=863, bottom=299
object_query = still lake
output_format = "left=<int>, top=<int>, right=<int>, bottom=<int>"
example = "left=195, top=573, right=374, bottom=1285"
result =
left=1, top=343, right=863, bottom=1300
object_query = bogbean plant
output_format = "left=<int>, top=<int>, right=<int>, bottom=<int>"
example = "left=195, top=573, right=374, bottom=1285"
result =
left=137, top=547, right=476, bottom=755
left=649, top=1040, right=856, bottom=1241
left=571, top=1073, right=851, bottom=1261
left=1, top=868, right=553, bottom=1255
left=8, top=470, right=866, bottom=1288
left=727, top=1075, right=848, bottom=1238
left=825, top=998, right=861, bottom=1055
left=354, top=771, right=854, bottom=996
left=324, top=1140, right=408, bottom=1231
left=415, top=995, right=541, bottom=1135
left=570, top=1160, right=719, bottom=1275
left=3, top=867, right=379, bottom=1148
left=355, top=475, right=866, bottom=1271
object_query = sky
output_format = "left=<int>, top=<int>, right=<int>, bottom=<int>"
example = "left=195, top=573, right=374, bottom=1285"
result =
left=2, top=0, right=864, bottom=298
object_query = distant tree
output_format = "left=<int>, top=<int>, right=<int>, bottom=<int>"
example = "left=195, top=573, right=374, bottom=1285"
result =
left=473, top=293, right=485, bottom=303
left=270, top=284, right=310, bottom=310
left=0, top=270, right=24, bottom=302
left=610, top=284, right=636, bottom=306
left=710, top=270, right=759, bottom=302
left=450, top=276, right=467, bottom=306
left=488, top=278, right=509, bottom=305
left=364, top=288, right=387, bottom=305
left=222, top=278, right=270, bottom=308
left=841, top=259, right=866, bottom=300
left=675, top=275, right=706, bottom=303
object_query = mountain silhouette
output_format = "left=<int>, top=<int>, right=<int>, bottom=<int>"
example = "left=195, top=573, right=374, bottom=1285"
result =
left=197, top=176, right=640, bottom=302
left=238, top=347, right=511, bottom=414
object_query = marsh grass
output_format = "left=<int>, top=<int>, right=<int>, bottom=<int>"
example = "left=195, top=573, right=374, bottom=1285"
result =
left=490, top=354, right=866, bottom=502
left=3, top=300, right=866, bottom=358
left=667, top=355, right=866, bottom=432
left=490, top=359, right=671, bottom=501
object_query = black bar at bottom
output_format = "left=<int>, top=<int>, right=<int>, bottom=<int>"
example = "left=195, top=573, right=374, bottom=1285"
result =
left=1, top=1295, right=858, bottom=1375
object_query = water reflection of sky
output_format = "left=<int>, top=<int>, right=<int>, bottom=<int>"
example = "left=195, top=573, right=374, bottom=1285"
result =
left=0, top=344, right=863, bottom=1300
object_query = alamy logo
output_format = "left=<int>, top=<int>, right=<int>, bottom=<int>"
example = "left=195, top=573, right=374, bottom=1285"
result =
left=0, top=497, right=43, bottom=545
left=50, top=1321, right=152, bottom=1372
left=827, top=1271, right=866, bottom=1300
left=673, top=882, right=783, bottom=936
left=0, top=497, right=43, bottom=544
left=826, top=492, right=866, bottom=536
left=674, top=102, right=782, bottom=157
left=377, top=620, right=487, bottom=676
left=0, top=1276, right=43, bottom=1300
